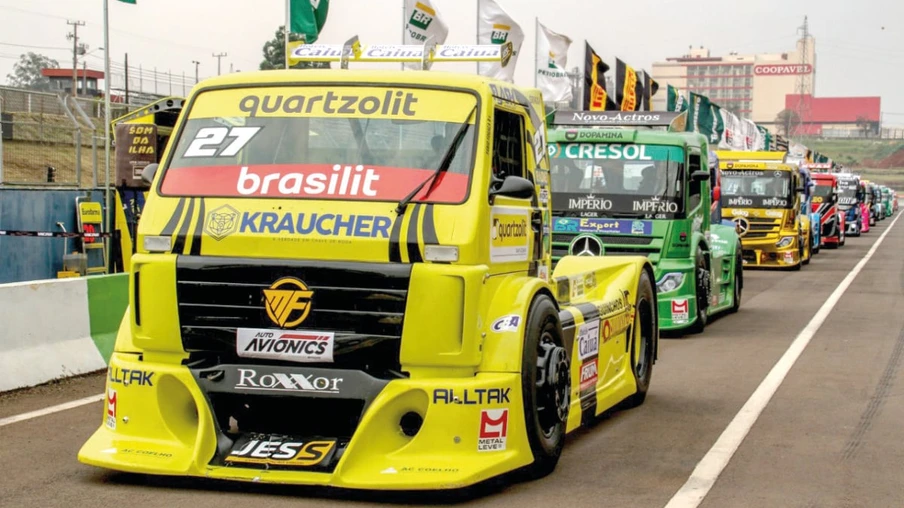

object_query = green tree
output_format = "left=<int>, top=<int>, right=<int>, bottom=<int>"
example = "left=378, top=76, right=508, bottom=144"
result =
left=775, top=109, right=800, bottom=137
left=259, top=25, right=329, bottom=70
left=6, top=52, right=60, bottom=91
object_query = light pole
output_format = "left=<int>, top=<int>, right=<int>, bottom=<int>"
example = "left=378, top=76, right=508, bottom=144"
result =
left=212, top=52, right=227, bottom=76
left=192, top=60, right=200, bottom=83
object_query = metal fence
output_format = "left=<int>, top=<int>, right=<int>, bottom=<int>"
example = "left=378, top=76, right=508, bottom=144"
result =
left=0, top=86, right=142, bottom=188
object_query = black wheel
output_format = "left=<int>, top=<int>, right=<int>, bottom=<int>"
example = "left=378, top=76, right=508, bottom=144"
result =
left=870, top=215, right=876, bottom=226
left=621, top=269, right=656, bottom=408
left=800, top=234, right=809, bottom=265
left=688, top=251, right=710, bottom=334
left=520, top=294, right=569, bottom=480
left=729, top=248, right=743, bottom=313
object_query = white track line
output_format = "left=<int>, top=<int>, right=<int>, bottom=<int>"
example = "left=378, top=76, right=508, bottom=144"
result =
left=0, top=393, right=103, bottom=428
left=665, top=212, right=903, bottom=508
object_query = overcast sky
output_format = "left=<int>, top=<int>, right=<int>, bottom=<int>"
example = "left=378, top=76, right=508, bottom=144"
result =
left=1, top=0, right=902, bottom=125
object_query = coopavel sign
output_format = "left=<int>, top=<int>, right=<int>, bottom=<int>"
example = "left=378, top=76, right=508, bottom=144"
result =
left=753, top=64, right=812, bottom=76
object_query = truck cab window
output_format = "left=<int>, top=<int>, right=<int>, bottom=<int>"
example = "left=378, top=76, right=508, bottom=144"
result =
left=492, top=109, right=525, bottom=183
left=688, top=153, right=702, bottom=211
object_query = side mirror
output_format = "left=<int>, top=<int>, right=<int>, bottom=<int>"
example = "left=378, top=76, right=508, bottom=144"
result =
left=489, top=175, right=535, bottom=200
left=691, top=170, right=710, bottom=182
left=141, top=163, right=159, bottom=185
left=712, top=186, right=721, bottom=202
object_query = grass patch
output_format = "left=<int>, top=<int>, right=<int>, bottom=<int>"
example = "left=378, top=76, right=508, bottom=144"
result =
left=2, top=139, right=109, bottom=187
left=801, top=138, right=904, bottom=167
left=853, top=168, right=904, bottom=191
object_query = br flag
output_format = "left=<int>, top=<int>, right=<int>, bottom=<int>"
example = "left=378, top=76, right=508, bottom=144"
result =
left=615, top=58, right=643, bottom=111
left=583, top=42, right=617, bottom=111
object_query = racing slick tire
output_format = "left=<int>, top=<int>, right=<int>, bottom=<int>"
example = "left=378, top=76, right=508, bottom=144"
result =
left=520, top=293, right=570, bottom=480
left=688, top=250, right=710, bottom=335
left=621, top=268, right=657, bottom=408
left=729, top=246, right=743, bottom=313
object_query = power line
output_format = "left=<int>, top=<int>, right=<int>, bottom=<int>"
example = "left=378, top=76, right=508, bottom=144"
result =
left=0, top=41, right=70, bottom=51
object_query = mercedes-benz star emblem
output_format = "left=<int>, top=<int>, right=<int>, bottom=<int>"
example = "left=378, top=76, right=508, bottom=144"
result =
left=569, top=234, right=603, bottom=256
left=732, top=217, right=750, bottom=237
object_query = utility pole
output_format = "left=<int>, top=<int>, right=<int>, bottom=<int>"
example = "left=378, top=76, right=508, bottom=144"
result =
left=124, top=53, right=129, bottom=105
left=66, top=20, right=86, bottom=97
left=212, top=52, right=227, bottom=75
left=794, top=15, right=812, bottom=138
left=191, top=60, right=200, bottom=83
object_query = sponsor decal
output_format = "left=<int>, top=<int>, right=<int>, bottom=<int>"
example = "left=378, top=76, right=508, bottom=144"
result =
left=490, top=207, right=530, bottom=262
left=238, top=91, right=419, bottom=118
left=549, top=143, right=653, bottom=161
left=597, top=295, right=627, bottom=317
left=784, top=251, right=794, bottom=263
left=568, top=194, right=613, bottom=210
left=571, top=275, right=585, bottom=298
left=160, top=163, right=469, bottom=202
left=728, top=197, right=753, bottom=207
left=432, top=388, right=511, bottom=405
left=577, top=319, right=600, bottom=360
left=118, top=449, right=174, bottom=458
left=554, top=129, right=634, bottom=142
left=765, top=210, right=784, bottom=218
left=539, top=188, right=549, bottom=206
left=762, top=197, right=788, bottom=207
left=633, top=198, right=679, bottom=214
left=226, top=437, right=336, bottom=467
left=554, top=217, right=653, bottom=235
left=105, top=388, right=117, bottom=430
left=753, top=64, right=812, bottom=76
left=108, top=367, right=154, bottom=387
left=490, top=314, right=520, bottom=333
left=478, top=409, right=508, bottom=452
left=602, top=320, right=613, bottom=343
left=671, top=298, right=689, bottom=323
left=535, top=169, right=550, bottom=187
left=237, top=329, right=334, bottom=363
left=205, top=205, right=240, bottom=240
left=813, top=196, right=824, bottom=203
left=264, top=277, right=314, bottom=328
left=235, top=212, right=392, bottom=239
left=538, top=265, right=549, bottom=282
left=235, top=368, right=343, bottom=394
left=580, top=359, right=598, bottom=391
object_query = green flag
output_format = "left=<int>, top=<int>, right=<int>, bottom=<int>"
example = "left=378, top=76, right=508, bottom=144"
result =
left=667, top=85, right=687, bottom=113
left=117, top=0, right=137, bottom=4
left=289, top=0, right=329, bottom=43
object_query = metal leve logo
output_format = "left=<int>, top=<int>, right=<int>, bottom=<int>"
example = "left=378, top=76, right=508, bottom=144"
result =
left=569, top=234, right=604, bottom=256
left=204, top=204, right=240, bottom=241
left=263, top=277, right=314, bottom=328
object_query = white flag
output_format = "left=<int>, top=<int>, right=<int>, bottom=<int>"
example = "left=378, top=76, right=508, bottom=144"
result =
left=743, top=119, right=758, bottom=151
left=403, top=0, right=449, bottom=70
left=477, top=0, right=524, bottom=82
left=535, top=21, right=573, bottom=103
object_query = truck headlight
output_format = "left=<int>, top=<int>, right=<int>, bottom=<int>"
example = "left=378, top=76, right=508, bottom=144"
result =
left=143, top=235, right=172, bottom=252
left=657, top=272, right=685, bottom=293
left=424, top=245, right=459, bottom=262
left=776, top=236, right=795, bottom=248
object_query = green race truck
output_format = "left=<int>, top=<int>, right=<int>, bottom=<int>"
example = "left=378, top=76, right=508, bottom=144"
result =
left=547, top=111, right=743, bottom=335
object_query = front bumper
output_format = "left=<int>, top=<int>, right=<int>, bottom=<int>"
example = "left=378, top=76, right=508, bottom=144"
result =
left=739, top=238, right=799, bottom=269
left=79, top=353, right=531, bottom=490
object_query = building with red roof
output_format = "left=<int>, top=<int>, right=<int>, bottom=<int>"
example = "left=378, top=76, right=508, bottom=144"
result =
left=40, top=68, right=105, bottom=97
left=784, top=94, right=881, bottom=137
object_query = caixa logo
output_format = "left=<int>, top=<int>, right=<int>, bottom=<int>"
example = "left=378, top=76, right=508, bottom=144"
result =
left=728, top=197, right=753, bottom=206
left=235, top=369, right=343, bottom=394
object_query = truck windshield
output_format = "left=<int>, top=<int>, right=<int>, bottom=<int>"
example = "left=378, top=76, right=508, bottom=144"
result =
left=837, top=179, right=859, bottom=209
left=720, top=170, right=793, bottom=208
left=813, top=183, right=836, bottom=206
left=548, top=143, right=685, bottom=218
left=159, top=86, right=478, bottom=204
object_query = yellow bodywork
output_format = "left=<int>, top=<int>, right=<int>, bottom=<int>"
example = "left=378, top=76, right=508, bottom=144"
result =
left=78, top=67, right=654, bottom=489
left=718, top=160, right=805, bottom=269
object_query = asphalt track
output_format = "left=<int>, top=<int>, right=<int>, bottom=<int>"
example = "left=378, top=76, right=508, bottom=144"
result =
left=2, top=215, right=903, bottom=508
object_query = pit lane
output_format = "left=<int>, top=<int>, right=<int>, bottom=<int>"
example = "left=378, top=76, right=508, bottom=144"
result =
left=2, top=216, right=903, bottom=508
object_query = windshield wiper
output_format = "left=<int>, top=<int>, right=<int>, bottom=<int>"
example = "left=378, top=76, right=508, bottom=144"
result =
left=394, top=105, right=477, bottom=215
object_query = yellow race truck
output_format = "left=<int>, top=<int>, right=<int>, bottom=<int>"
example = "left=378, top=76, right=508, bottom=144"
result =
left=717, top=157, right=809, bottom=269
left=78, top=39, right=658, bottom=490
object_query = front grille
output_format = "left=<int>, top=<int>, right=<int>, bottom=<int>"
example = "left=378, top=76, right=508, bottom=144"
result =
left=176, top=256, right=412, bottom=376
left=742, top=250, right=757, bottom=263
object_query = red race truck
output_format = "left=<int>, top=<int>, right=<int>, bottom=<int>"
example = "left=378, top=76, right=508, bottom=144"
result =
left=812, top=172, right=846, bottom=248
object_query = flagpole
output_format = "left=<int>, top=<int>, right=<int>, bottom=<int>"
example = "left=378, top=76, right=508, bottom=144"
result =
left=401, top=0, right=406, bottom=70
left=103, top=0, right=112, bottom=272
left=284, top=0, right=290, bottom=69
left=533, top=17, right=538, bottom=88
left=475, top=0, right=480, bottom=75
